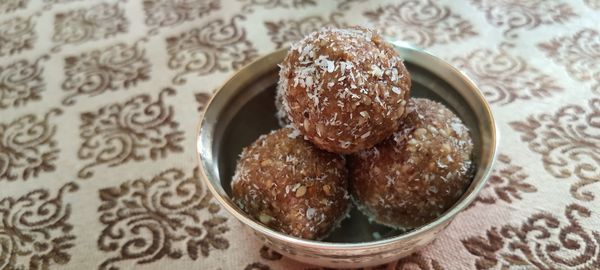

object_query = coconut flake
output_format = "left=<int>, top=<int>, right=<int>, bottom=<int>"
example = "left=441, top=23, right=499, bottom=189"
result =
left=371, top=65, right=384, bottom=78
left=327, top=60, right=335, bottom=73
left=451, top=122, right=465, bottom=135
left=375, top=96, right=384, bottom=106
left=391, top=68, right=398, bottom=81
left=305, top=76, right=313, bottom=88
left=288, top=128, right=301, bottom=139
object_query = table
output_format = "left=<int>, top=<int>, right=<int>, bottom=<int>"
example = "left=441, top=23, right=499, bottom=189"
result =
left=1, top=0, right=599, bottom=269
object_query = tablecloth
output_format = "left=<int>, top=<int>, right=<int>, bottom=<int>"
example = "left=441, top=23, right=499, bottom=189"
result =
left=1, top=0, right=599, bottom=269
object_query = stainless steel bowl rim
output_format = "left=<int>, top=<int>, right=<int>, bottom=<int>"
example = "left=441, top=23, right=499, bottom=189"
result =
left=196, top=42, right=499, bottom=250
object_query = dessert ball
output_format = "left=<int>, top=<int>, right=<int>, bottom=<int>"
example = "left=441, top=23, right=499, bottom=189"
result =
left=278, top=27, right=411, bottom=154
left=350, top=98, right=474, bottom=229
left=231, top=127, right=349, bottom=240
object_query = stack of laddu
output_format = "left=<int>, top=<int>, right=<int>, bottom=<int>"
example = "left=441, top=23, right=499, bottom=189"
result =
left=232, top=27, right=474, bottom=240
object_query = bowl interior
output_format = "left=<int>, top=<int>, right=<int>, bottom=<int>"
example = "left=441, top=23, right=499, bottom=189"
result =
left=207, top=50, right=484, bottom=243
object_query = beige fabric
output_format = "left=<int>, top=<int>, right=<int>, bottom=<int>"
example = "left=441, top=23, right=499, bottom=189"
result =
left=1, top=0, right=599, bottom=269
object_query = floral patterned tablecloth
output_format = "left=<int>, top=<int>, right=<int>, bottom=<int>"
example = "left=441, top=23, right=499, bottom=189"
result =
left=1, top=0, right=599, bottom=269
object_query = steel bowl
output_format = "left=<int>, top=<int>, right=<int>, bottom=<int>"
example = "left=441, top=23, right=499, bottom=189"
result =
left=196, top=42, right=498, bottom=268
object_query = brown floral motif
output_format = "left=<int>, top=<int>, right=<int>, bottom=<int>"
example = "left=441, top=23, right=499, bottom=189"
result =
left=143, top=0, right=220, bottom=28
left=473, top=154, right=536, bottom=207
left=238, top=0, right=316, bottom=13
left=363, top=1, right=477, bottom=48
left=195, top=92, right=211, bottom=112
left=77, top=88, right=183, bottom=179
left=538, top=28, right=600, bottom=94
left=0, top=16, right=36, bottom=57
left=463, top=204, right=600, bottom=269
left=584, top=0, right=600, bottom=10
left=39, top=0, right=81, bottom=12
left=260, top=246, right=282, bottom=261
left=0, top=55, right=48, bottom=109
left=0, top=0, right=27, bottom=14
left=510, top=99, right=600, bottom=201
left=470, top=0, right=576, bottom=38
left=97, top=167, right=229, bottom=270
left=0, top=182, right=79, bottom=270
left=0, top=108, right=61, bottom=181
left=244, top=262, right=272, bottom=270
left=395, top=253, right=444, bottom=270
left=453, top=44, right=562, bottom=105
left=166, top=15, right=258, bottom=85
left=264, top=13, right=344, bottom=49
left=335, top=0, right=368, bottom=11
left=61, top=39, right=150, bottom=106
left=52, top=2, right=128, bottom=47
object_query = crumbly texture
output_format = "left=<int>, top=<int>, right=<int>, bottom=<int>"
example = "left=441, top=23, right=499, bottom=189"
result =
left=231, top=127, right=350, bottom=240
left=278, top=27, right=411, bottom=154
left=350, top=98, right=474, bottom=229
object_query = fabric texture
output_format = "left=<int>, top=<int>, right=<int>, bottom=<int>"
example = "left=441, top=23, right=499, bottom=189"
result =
left=0, top=0, right=598, bottom=269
